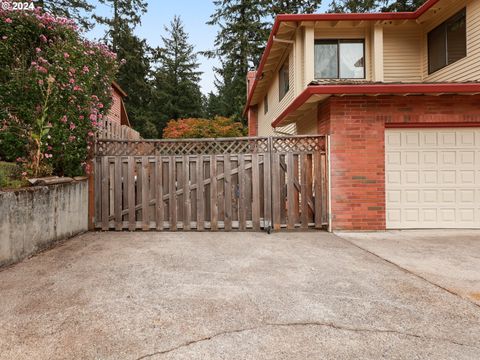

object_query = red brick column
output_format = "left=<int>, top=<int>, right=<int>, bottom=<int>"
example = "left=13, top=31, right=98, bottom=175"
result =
left=248, top=105, right=258, bottom=136
left=319, top=96, right=386, bottom=231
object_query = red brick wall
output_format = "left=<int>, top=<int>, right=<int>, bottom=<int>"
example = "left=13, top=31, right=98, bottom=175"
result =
left=248, top=105, right=258, bottom=136
left=317, top=94, right=480, bottom=231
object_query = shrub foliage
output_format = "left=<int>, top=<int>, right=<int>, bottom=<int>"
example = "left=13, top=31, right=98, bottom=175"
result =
left=162, top=117, right=245, bottom=139
left=0, top=7, right=118, bottom=177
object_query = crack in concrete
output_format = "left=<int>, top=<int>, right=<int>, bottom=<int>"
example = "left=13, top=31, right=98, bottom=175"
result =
left=135, top=321, right=479, bottom=359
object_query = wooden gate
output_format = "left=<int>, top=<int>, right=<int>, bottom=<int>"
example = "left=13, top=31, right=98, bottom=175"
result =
left=93, top=135, right=328, bottom=231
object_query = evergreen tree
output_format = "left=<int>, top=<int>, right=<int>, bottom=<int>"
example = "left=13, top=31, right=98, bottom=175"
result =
left=329, top=0, right=426, bottom=13
left=380, top=0, right=426, bottom=12
left=151, top=16, right=204, bottom=136
left=114, top=24, right=158, bottom=138
left=329, top=0, right=378, bottom=12
left=93, top=0, right=147, bottom=52
left=266, top=0, right=322, bottom=14
left=36, top=0, right=95, bottom=29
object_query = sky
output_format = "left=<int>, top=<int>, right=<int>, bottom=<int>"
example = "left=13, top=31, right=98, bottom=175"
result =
left=85, top=0, right=330, bottom=95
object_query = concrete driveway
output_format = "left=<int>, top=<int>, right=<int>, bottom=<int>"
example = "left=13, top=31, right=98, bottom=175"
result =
left=338, top=230, right=480, bottom=306
left=0, top=231, right=479, bottom=359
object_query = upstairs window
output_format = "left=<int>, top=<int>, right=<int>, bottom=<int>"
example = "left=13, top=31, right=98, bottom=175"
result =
left=428, top=8, right=466, bottom=74
left=314, top=40, right=365, bottom=79
left=279, top=58, right=290, bottom=100
left=264, top=94, right=269, bottom=114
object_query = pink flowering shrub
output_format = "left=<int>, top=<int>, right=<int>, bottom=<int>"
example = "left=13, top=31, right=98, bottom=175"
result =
left=0, top=7, right=118, bottom=177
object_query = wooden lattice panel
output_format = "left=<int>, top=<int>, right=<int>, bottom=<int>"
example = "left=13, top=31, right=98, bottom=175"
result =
left=271, top=136, right=326, bottom=153
left=96, top=137, right=270, bottom=156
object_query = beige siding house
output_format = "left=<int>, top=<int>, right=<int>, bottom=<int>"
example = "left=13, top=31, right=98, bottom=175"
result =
left=245, top=0, right=480, bottom=231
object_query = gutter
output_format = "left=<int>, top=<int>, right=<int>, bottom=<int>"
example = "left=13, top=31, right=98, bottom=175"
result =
left=271, top=82, right=480, bottom=128
left=244, top=0, right=442, bottom=115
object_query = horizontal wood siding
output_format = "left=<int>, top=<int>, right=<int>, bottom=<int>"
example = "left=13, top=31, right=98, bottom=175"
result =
left=383, top=26, right=422, bottom=82
left=258, top=47, right=296, bottom=136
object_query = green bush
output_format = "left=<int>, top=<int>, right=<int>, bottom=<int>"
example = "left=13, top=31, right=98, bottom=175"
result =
left=0, top=8, right=118, bottom=177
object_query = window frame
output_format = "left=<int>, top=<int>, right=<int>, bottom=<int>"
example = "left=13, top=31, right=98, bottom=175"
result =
left=278, top=57, right=290, bottom=101
left=314, top=39, right=366, bottom=80
left=427, top=8, right=467, bottom=75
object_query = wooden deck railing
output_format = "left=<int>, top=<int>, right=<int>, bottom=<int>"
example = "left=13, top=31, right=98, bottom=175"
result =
left=97, top=119, right=141, bottom=140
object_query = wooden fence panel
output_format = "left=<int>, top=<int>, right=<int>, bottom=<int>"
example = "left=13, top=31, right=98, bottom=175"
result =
left=94, top=135, right=328, bottom=231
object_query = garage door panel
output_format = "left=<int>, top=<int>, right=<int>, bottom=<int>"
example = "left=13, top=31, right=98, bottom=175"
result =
left=386, top=128, right=480, bottom=229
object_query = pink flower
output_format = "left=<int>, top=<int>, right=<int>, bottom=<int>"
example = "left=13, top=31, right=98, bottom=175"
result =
left=47, top=146, right=52, bottom=151
left=68, top=135, right=76, bottom=141
left=60, top=115, right=67, bottom=123
left=79, top=115, right=84, bottom=120
left=36, top=48, right=41, bottom=53
left=21, top=172, right=27, bottom=177
left=39, top=35, right=47, bottom=43
left=69, top=78, right=75, bottom=84
left=5, top=18, right=12, bottom=24
left=63, top=52, right=70, bottom=59
left=87, top=131, right=94, bottom=137
left=44, top=154, right=53, bottom=159
left=89, top=114, right=97, bottom=121
left=82, top=65, right=89, bottom=73
left=69, top=122, right=76, bottom=130
left=38, top=79, right=44, bottom=85
left=37, top=66, right=48, bottom=74
left=97, top=103, right=104, bottom=109
left=73, top=85, right=82, bottom=91
left=1, top=36, right=7, bottom=40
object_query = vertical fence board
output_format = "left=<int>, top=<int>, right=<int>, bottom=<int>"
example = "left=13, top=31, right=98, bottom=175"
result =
left=238, top=154, right=246, bottom=230
left=286, top=153, right=295, bottom=230
left=141, top=157, right=149, bottom=230
left=196, top=157, right=204, bottom=230
left=114, top=157, right=123, bottom=230
left=252, top=153, right=260, bottom=231
left=263, top=151, right=272, bottom=231
left=271, top=153, right=281, bottom=230
left=169, top=157, right=177, bottom=231
left=224, top=156, right=232, bottom=231
left=210, top=155, right=218, bottom=231
left=127, top=157, right=135, bottom=230
left=183, top=156, right=191, bottom=230
left=101, top=156, right=109, bottom=230
left=300, top=153, right=308, bottom=229
left=156, top=157, right=164, bottom=231
left=314, top=152, right=323, bottom=229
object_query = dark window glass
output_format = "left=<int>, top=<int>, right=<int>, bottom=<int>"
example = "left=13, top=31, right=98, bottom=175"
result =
left=279, top=58, right=290, bottom=100
left=264, top=95, right=268, bottom=114
left=428, top=9, right=466, bottom=74
left=314, top=40, right=365, bottom=79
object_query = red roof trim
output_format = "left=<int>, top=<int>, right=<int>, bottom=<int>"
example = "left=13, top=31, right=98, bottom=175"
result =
left=245, top=0, right=442, bottom=115
left=271, top=83, right=480, bottom=128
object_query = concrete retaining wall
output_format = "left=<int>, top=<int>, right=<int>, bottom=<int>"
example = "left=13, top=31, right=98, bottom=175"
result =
left=0, top=180, right=88, bottom=267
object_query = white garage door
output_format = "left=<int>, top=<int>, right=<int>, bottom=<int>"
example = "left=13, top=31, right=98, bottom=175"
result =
left=385, top=128, right=480, bottom=229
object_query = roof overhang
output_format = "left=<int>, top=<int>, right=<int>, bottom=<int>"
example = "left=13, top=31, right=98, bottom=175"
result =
left=272, top=83, right=480, bottom=128
left=244, top=0, right=443, bottom=115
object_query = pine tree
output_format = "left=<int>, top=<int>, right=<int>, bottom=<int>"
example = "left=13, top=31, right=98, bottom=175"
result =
left=266, top=0, right=323, bottom=15
left=151, top=16, right=204, bottom=136
left=380, top=0, right=426, bottom=12
left=329, top=0, right=426, bottom=13
left=36, top=0, right=95, bottom=29
left=93, top=0, right=147, bottom=52
left=329, top=0, right=378, bottom=13
left=114, top=24, right=158, bottom=138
